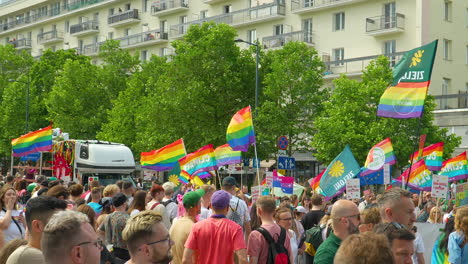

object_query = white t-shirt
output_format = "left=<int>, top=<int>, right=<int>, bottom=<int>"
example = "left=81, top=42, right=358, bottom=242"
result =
left=0, top=210, right=25, bottom=243
left=226, top=196, right=251, bottom=228
left=199, top=206, right=212, bottom=220
left=162, top=198, right=178, bottom=224
left=130, top=209, right=140, bottom=216
left=288, top=229, right=298, bottom=264
left=412, top=232, right=425, bottom=264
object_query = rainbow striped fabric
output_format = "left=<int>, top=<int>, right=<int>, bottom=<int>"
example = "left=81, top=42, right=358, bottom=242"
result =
left=215, top=144, right=242, bottom=167
left=12, top=125, right=53, bottom=157
left=395, top=159, right=432, bottom=191
left=178, top=170, right=191, bottom=184
left=377, top=40, right=438, bottom=118
left=439, top=151, right=468, bottom=182
left=361, top=138, right=396, bottom=176
left=309, top=169, right=325, bottom=193
left=179, top=144, right=218, bottom=176
left=140, top=139, right=186, bottom=171
left=410, top=142, right=444, bottom=171
left=226, top=106, right=256, bottom=152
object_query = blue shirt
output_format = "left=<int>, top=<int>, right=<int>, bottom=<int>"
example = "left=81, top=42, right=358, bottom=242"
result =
left=448, top=231, right=468, bottom=264
left=88, top=202, right=102, bottom=214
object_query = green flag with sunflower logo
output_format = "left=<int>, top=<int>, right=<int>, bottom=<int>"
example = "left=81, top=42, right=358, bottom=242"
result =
left=318, top=145, right=361, bottom=200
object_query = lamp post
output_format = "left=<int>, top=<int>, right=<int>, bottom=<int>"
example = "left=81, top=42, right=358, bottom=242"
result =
left=8, top=78, right=30, bottom=133
left=234, top=38, right=259, bottom=117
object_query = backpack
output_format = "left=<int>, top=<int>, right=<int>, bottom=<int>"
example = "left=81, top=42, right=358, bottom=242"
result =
left=161, top=199, right=175, bottom=207
left=304, top=225, right=325, bottom=256
left=227, top=199, right=243, bottom=227
left=256, top=227, right=290, bottom=264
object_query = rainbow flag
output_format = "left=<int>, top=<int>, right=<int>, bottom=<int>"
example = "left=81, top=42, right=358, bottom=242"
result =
left=215, top=144, right=242, bottom=167
left=395, top=159, right=432, bottom=191
left=178, top=170, right=191, bottom=184
left=409, top=142, right=444, bottom=171
left=12, top=125, right=53, bottom=157
left=309, top=169, right=325, bottom=192
left=226, top=106, right=256, bottom=152
left=439, top=151, right=468, bottom=182
left=179, top=144, right=218, bottom=176
left=140, top=139, right=186, bottom=171
left=196, top=171, right=213, bottom=179
left=361, top=138, right=397, bottom=176
left=377, top=40, right=438, bottom=118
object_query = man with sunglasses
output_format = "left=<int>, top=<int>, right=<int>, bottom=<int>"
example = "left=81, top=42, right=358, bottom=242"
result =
left=313, top=199, right=360, bottom=264
left=41, top=210, right=102, bottom=264
left=123, top=211, right=174, bottom=264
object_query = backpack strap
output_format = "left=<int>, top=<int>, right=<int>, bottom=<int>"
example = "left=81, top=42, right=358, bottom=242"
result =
left=256, top=227, right=278, bottom=263
left=256, top=227, right=275, bottom=244
left=162, top=200, right=174, bottom=207
left=230, top=198, right=239, bottom=212
left=278, top=226, right=286, bottom=245
left=150, top=202, right=160, bottom=210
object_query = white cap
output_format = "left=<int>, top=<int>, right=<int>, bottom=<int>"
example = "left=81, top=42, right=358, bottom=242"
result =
left=295, top=206, right=307, bottom=213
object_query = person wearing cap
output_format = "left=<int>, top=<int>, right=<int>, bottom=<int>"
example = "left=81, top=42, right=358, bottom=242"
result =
left=294, top=206, right=306, bottom=240
left=221, top=176, right=251, bottom=242
left=169, top=189, right=204, bottom=264
left=182, top=190, right=247, bottom=264
left=98, top=193, right=130, bottom=261
left=30, top=180, right=49, bottom=199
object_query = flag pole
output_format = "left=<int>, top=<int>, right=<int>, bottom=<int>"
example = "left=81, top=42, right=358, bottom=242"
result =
left=39, top=152, right=43, bottom=175
left=10, top=151, right=14, bottom=176
left=253, top=144, right=261, bottom=187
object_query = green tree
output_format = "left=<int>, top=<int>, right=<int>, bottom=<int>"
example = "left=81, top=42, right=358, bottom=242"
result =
left=311, top=56, right=461, bottom=168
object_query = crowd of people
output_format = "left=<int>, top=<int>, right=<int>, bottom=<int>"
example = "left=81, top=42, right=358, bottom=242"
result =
left=0, top=173, right=465, bottom=264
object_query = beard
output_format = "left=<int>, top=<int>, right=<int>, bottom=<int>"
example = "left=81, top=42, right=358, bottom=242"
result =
left=151, top=247, right=173, bottom=264
left=347, top=220, right=360, bottom=235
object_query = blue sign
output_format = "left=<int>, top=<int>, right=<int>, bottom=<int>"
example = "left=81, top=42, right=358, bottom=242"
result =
left=252, top=158, right=261, bottom=168
left=243, top=158, right=250, bottom=167
left=19, top=152, right=40, bottom=162
left=277, top=156, right=295, bottom=170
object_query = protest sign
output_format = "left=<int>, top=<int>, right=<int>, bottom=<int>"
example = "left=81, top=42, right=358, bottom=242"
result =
left=384, top=164, right=391, bottom=185
left=431, top=175, right=449, bottom=199
left=455, top=182, right=468, bottom=208
left=251, top=185, right=265, bottom=204
left=265, top=171, right=273, bottom=187
left=346, top=178, right=360, bottom=199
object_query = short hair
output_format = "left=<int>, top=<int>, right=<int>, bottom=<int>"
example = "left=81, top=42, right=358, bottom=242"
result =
left=201, top=184, right=216, bottom=194
left=103, top=184, right=119, bottom=197
left=36, top=175, right=46, bottom=184
left=374, top=222, right=415, bottom=244
left=41, top=210, right=90, bottom=263
left=77, top=204, right=96, bottom=229
left=69, top=184, right=83, bottom=197
left=6, top=176, right=14, bottom=183
left=311, top=194, right=323, bottom=206
left=46, top=185, right=69, bottom=200
left=91, top=187, right=102, bottom=196
left=89, top=180, right=100, bottom=189
left=361, top=207, right=382, bottom=225
left=48, top=180, right=61, bottom=188
left=25, top=196, right=68, bottom=230
left=377, top=188, right=411, bottom=216
left=274, top=207, right=293, bottom=222
left=162, top=182, right=174, bottom=195
left=122, top=211, right=163, bottom=253
left=116, top=180, right=124, bottom=190
left=256, top=196, right=276, bottom=214
left=334, top=232, right=394, bottom=264
left=150, top=184, right=164, bottom=198
left=122, top=181, right=133, bottom=191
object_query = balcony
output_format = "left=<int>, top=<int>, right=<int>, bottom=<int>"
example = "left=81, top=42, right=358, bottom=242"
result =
left=37, top=30, right=64, bottom=45
left=8, top=38, right=32, bottom=50
left=151, top=0, right=189, bottom=16
left=170, top=3, right=285, bottom=38
left=262, top=31, right=313, bottom=49
left=291, top=0, right=366, bottom=15
left=108, top=9, right=140, bottom=27
left=434, top=93, right=468, bottom=110
left=117, top=30, right=169, bottom=49
left=366, top=13, right=405, bottom=36
left=81, top=43, right=100, bottom=56
left=203, top=0, right=226, bottom=4
left=70, top=21, right=99, bottom=37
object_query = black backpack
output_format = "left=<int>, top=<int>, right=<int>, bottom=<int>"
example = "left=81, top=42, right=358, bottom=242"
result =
left=256, top=227, right=290, bottom=264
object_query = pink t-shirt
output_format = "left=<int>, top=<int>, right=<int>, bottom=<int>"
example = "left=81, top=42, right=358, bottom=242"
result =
left=247, top=223, right=292, bottom=263
left=185, top=217, right=246, bottom=264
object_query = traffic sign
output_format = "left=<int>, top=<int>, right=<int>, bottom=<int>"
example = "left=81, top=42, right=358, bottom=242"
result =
left=277, top=136, right=289, bottom=150
left=277, top=156, right=295, bottom=170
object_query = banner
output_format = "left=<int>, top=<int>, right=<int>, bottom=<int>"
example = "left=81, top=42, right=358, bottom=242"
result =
left=410, top=142, right=444, bottom=171
left=179, top=144, right=218, bottom=176
left=455, top=182, right=468, bottom=208
left=361, top=138, right=396, bottom=176
left=431, top=175, right=449, bottom=199
left=440, top=151, right=468, bottom=182
left=395, top=159, right=432, bottom=191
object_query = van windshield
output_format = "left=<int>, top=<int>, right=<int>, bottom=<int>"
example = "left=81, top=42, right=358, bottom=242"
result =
left=82, top=173, right=134, bottom=186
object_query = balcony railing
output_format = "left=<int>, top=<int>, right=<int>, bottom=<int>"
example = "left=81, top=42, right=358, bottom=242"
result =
left=108, top=9, right=140, bottom=25
left=291, top=0, right=366, bottom=14
left=366, top=13, right=405, bottom=35
left=70, top=20, right=99, bottom=35
left=37, top=30, right=64, bottom=44
left=434, top=93, right=468, bottom=110
left=262, top=31, right=313, bottom=49
left=170, top=2, right=285, bottom=38
left=81, top=43, right=100, bottom=56
left=8, top=38, right=32, bottom=49
left=151, top=0, right=189, bottom=16
left=116, top=30, right=169, bottom=48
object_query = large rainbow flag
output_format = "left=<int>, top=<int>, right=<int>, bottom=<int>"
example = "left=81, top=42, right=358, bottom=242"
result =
left=12, top=125, right=53, bottom=157
left=179, top=144, right=218, bottom=176
left=439, top=151, right=468, bottom=182
left=409, top=142, right=444, bottom=171
left=361, top=138, right=396, bottom=176
left=377, top=40, right=438, bottom=118
left=140, top=139, right=186, bottom=171
left=215, top=144, right=242, bottom=167
left=226, top=106, right=256, bottom=152
left=395, top=159, right=432, bottom=191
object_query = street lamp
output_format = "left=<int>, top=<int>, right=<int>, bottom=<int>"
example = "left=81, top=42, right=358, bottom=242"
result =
left=8, top=78, right=30, bottom=133
left=234, top=38, right=259, bottom=117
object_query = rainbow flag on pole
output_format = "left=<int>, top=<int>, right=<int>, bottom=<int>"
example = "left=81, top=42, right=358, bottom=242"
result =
left=140, top=139, right=186, bottom=171
left=215, top=144, right=242, bottom=167
left=361, top=138, right=396, bottom=176
left=395, top=159, right=432, bottom=191
left=409, top=142, right=444, bottom=171
left=179, top=144, right=218, bottom=176
left=178, top=170, right=191, bottom=184
left=12, top=125, right=53, bottom=157
left=226, top=106, right=256, bottom=152
left=439, top=151, right=468, bottom=182
left=377, top=40, right=438, bottom=118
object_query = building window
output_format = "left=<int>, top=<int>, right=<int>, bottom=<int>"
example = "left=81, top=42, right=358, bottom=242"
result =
left=247, top=29, right=256, bottom=43
left=93, top=13, right=99, bottom=22
left=161, top=47, right=170, bottom=56
left=109, top=8, right=114, bottom=16
left=200, top=10, right=208, bottom=19
left=304, top=0, right=312, bottom=8
left=443, top=39, right=452, bottom=60
left=125, top=3, right=131, bottom=11
left=51, top=46, right=56, bottom=52
left=143, top=0, right=149, bottom=12
left=333, top=12, right=345, bottom=31
left=108, top=32, right=113, bottom=39
left=141, top=50, right=147, bottom=61
left=333, top=48, right=344, bottom=66
left=441, top=78, right=450, bottom=109
left=384, top=40, right=396, bottom=66
left=302, top=19, right=312, bottom=43
left=224, top=5, right=232, bottom=14
left=65, top=21, right=69, bottom=33
left=274, top=24, right=283, bottom=35
left=160, top=20, right=168, bottom=33
left=180, top=16, right=187, bottom=34
left=444, top=1, right=452, bottom=21
left=124, top=28, right=130, bottom=36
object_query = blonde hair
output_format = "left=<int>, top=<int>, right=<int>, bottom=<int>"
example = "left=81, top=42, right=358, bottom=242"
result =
left=201, top=184, right=216, bottom=194
left=103, top=184, right=119, bottom=197
left=335, top=232, right=394, bottom=264
left=428, top=206, right=443, bottom=224
left=455, top=207, right=468, bottom=232
left=122, top=211, right=163, bottom=253
left=361, top=207, right=381, bottom=225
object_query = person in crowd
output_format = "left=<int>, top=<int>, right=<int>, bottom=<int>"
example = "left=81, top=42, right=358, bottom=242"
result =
left=77, top=204, right=96, bottom=229
left=31, top=180, right=48, bottom=199
left=0, top=186, right=25, bottom=243
left=280, top=196, right=293, bottom=210
left=314, top=199, right=360, bottom=264
left=46, top=185, right=70, bottom=200
left=417, top=201, right=434, bottom=223
left=358, top=190, right=374, bottom=213
left=447, top=206, right=468, bottom=264
left=122, top=181, right=135, bottom=205
left=169, top=189, right=204, bottom=263
left=378, top=188, right=416, bottom=229
left=334, top=232, right=394, bottom=264
left=241, top=185, right=251, bottom=200
left=300, top=195, right=312, bottom=213
left=276, top=207, right=300, bottom=263
left=412, top=193, right=421, bottom=217
left=82, top=180, right=100, bottom=200
left=374, top=222, right=415, bottom=264
left=443, top=201, right=455, bottom=223
left=47, top=180, right=61, bottom=189
left=249, top=203, right=262, bottom=231
left=358, top=207, right=381, bottom=233
left=102, top=184, right=120, bottom=203
left=41, top=210, right=101, bottom=264
left=427, top=206, right=443, bottom=224
left=410, top=225, right=425, bottom=264
left=291, top=194, right=299, bottom=207
left=162, top=182, right=177, bottom=224
left=146, top=184, right=171, bottom=229
left=0, top=239, right=27, bottom=264
left=222, top=176, right=251, bottom=241
left=123, top=211, right=173, bottom=264
left=95, top=198, right=112, bottom=230
left=4, top=177, right=14, bottom=188
left=68, top=184, right=83, bottom=202
left=128, top=190, right=147, bottom=216
left=14, top=180, right=27, bottom=197
left=6, top=196, right=67, bottom=264
left=87, top=188, right=102, bottom=215
left=294, top=206, right=306, bottom=239
left=116, top=181, right=124, bottom=191
left=183, top=190, right=247, bottom=264
left=248, top=196, right=292, bottom=264
left=98, top=193, right=130, bottom=261
left=302, top=194, right=325, bottom=231
left=432, top=216, right=455, bottom=264
left=199, top=185, right=215, bottom=220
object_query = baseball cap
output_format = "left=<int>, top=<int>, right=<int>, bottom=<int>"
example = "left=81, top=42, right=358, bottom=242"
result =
left=211, top=190, right=231, bottom=209
left=27, top=183, right=37, bottom=193
left=222, top=176, right=237, bottom=187
left=295, top=206, right=306, bottom=213
left=183, top=189, right=205, bottom=209
left=112, top=193, right=128, bottom=208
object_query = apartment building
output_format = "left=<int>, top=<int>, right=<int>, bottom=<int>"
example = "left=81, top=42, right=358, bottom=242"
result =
left=1, top=0, right=467, bottom=176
